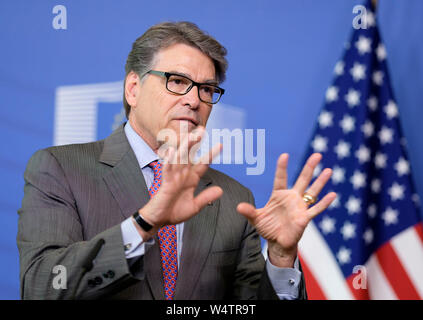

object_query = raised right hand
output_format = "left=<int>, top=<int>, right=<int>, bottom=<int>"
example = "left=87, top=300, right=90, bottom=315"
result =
left=137, top=126, right=223, bottom=234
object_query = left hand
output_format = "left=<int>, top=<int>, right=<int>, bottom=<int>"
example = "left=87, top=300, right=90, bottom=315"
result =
left=237, top=153, right=336, bottom=268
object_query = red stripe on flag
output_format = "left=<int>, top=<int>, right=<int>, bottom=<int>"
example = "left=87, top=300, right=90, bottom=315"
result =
left=376, top=241, right=421, bottom=300
left=346, top=273, right=370, bottom=300
left=415, top=222, right=423, bottom=244
left=298, top=254, right=327, bottom=300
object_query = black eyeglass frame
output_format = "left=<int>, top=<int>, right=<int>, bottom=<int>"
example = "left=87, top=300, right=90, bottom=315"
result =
left=145, top=70, right=225, bottom=104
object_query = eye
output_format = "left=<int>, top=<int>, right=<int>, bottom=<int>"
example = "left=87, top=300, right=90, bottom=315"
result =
left=167, top=75, right=192, bottom=94
left=168, top=75, right=190, bottom=86
left=202, top=86, right=211, bottom=93
left=201, top=85, right=217, bottom=96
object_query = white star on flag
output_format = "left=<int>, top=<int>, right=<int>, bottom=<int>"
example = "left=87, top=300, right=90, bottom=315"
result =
left=311, top=135, right=328, bottom=153
left=371, top=178, right=381, bottom=193
left=319, top=216, right=336, bottom=234
left=374, top=152, right=387, bottom=169
left=376, top=43, right=387, bottom=61
left=332, top=166, right=346, bottom=184
left=318, top=111, right=334, bottom=128
left=350, top=62, right=366, bottom=82
left=326, top=86, right=339, bottom=103
left=378, top=126, right=394, bottom=144
left=365, top=11, right=376, bottom=28
left=394, top=157, right=410, bottom=176
left=361, top=120, right=374, bottom=137
left=350, top=170, right=366, bottom=189
left=388, top=182, right=405, bottom=201
left=373, top=70, right=384, bottom=85
left=384, top=100, right=398, bottom=119
left=367, top=204, right=377, bottom=218
left=367, top=96, right=378, bottom=111
left=355, top=36, right=372, bottom=55
left=340, top=115, right=355, bottom=134
left=337, top=247, right=352, bottom=265
left=363, top=228, right=374, bottom=244
left=334, top=140, right=351, bottom=159
left=382, top=207, right=399, bottom=226
left=340, top=221, right=357, bottom=240
left=334, top=61, right=345, bottom=75
left=355, top=145, right=371, bottom=163
left=345, top=195, right=361, bottom=215
left=345, top=88, right=361, bottom=107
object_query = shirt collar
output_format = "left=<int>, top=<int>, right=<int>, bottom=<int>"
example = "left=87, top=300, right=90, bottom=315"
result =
left=124, top=121, right=159, bottom=169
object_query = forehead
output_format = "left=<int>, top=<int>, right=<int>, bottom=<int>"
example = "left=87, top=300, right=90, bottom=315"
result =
left=152, top=43, right=216, bottom=81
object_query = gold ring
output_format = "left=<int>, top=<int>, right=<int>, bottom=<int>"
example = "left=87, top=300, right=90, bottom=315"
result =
left=303, top=193, right=317, bottom=206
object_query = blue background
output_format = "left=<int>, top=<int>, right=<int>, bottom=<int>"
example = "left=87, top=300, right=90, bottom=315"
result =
left=1, top=0, right=422, bottom=299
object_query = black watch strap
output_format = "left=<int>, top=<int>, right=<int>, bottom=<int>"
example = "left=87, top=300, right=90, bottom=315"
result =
left=133, top=211, right=153, bottom=232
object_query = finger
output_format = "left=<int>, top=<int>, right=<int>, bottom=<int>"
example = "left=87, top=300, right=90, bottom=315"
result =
left=162, top=146, right=176, bottom=176
left=161, top=145, right=174, bottom=164
left=194, top=143, right=222, bottom=176
left=188, top=127, right=205, bottom=164
left=236, top=202, right=257, bottom=221
left=176, top=130, right=192, bottom=165
left=193, top=186, right=223, bottom=211
left=273, top=153, right=289, bottom=191
left=189, top=126, right=205, bottom=145
left=305, top=168, right=332, bottom=198
left=293, top=153, right=322, bottom=194
left=179, top=126, right=205, bottom=165
left=198, top=141, right=222, bottom=164
left=307, top=192, right=337, bottom=220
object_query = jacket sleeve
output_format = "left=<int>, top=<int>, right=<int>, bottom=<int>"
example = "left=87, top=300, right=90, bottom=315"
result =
left=17, top=149, right=143, bottom=299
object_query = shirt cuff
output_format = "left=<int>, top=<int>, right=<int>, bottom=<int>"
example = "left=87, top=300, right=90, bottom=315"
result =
left=266, top=255, right=302, bottom=300
left=121, top=217, right=155, bottom=259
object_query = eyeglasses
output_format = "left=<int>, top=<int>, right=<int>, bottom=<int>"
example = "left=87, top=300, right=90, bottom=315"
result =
left=145, top=70, right=225, bottom=104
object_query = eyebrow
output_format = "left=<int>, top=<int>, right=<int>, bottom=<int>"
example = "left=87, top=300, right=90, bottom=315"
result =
left=168, top=70, right=218, bottom=86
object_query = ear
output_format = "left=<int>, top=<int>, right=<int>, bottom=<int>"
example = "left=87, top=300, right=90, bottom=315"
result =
left=125, top=71, right=140, bottom=109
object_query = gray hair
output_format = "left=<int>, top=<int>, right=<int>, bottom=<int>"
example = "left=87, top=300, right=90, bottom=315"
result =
left=123, top=21, right=228, bottom=118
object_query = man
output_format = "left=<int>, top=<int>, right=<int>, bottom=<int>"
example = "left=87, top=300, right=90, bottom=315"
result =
left=17, top=22, right=335, bottom=299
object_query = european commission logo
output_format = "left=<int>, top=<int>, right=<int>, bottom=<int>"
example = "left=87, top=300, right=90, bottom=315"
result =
left=53, top=81, right=124, bottom=146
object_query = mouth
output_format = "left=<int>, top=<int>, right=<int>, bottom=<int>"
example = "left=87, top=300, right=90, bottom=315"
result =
left=174, top=117, right=199, bottom=127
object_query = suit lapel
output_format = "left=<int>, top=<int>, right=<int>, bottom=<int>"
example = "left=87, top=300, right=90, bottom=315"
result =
left=174, top=173, right=219, bottom=300
left=100, top=124, right=150, bottom=220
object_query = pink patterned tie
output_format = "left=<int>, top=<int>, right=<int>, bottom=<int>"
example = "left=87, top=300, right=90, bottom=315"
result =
left=148, top=160, right=177, bottom=300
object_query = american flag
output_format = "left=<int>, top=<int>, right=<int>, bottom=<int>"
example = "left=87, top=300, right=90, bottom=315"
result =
left=298, top=0, right=423, bottom=299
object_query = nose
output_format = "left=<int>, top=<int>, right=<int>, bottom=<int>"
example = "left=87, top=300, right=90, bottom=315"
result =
left=182, top=85, right=201, bottom=110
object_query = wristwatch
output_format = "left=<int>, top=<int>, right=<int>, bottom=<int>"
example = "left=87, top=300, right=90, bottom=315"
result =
left=132, top=211, right=153, bottom=232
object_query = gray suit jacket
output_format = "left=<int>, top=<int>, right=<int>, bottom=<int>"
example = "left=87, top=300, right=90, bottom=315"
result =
left=17, top=124, right=307, bottom=299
